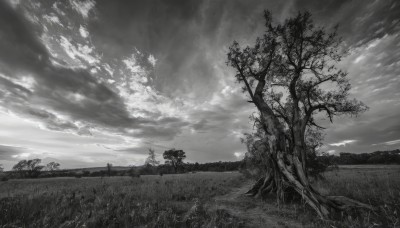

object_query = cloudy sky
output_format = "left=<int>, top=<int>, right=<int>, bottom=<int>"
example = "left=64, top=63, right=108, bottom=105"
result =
left=0, top=0, right=399, bottom=170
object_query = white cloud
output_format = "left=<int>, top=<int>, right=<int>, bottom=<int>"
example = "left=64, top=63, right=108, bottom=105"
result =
left=0, top=73, right=36, bottom=92
left=12, top=152, right=31, bottom=158
left=79, top=25, right=89, bottom=38
left=327, top=150, right=336, bottom=155
left=234, top=152, right=244, bottom=159
left=374, top=139, right=400, bottom=146
left=148, top=54, right=157, bottom=67
left=372, top=84, right=391, bottom=93
left=353, top=55, right=365, bottom=64
left=329, top=140, right=357, bottom=147
left=52, top=2, right=65, bottom=16
left=59, top=36, right=100, bottom=65
left=6, top=0, right=20, bottom=9
left=384, top=139, right=400, bottom=145
left=69, top=0, right=95, bottom=19
left=103, top=64, right=114, bottom=76
left=43, top=14, right=63, bottom=26
left=123, top=54, right=143, bottom=74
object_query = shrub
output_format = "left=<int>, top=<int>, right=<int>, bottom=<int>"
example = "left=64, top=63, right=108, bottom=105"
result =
left=128, top=168, right=141, bottom=178
left=1, top=176, right=9, bottom=182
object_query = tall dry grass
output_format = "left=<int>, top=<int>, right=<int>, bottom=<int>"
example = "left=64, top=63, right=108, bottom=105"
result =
left=0, top=172, right=246, bottom=227
left=308, top=166, right=400, bottom=227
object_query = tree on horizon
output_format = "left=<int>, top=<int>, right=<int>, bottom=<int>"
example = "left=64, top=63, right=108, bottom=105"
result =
left=163, top=149, right=186, bottom=173
left=145, top=148, right=160, bottom=166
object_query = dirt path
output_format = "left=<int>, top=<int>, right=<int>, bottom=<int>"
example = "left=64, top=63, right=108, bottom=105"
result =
left=208, top=181, right=304, bottom=228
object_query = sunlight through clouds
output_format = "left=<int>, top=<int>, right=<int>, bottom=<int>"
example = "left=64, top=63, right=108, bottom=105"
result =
left=0, top=0, right=399, bottom=168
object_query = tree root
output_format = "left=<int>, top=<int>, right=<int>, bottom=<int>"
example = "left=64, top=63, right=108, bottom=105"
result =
left=244, top=172, right=374, bottom=219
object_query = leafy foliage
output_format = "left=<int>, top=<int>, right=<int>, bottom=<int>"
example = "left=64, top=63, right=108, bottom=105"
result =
left=144, top=148, right=160, bottom=166
left=46, top=162, right=60, bottom=172
left=320, top=149, right=400, bottom=165
left=163, top=149, right=186, bottom=173
left=12, top=159, right=44, bottom=178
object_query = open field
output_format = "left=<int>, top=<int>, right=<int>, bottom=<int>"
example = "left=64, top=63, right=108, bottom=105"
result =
left=0, top=167, right=399, bottom=227
left=0, top=172, right=247, bottom=227
left=311, top=165, right=400, bottom=227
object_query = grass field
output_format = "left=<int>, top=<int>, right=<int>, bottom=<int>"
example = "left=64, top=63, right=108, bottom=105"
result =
left=311, top=165, right=400, bottom=227
left=0, top=167, right=399, bottom=227
left=0, top=172, right=246, bottom=227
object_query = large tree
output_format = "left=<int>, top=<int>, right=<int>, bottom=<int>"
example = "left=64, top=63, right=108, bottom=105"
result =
left=227, top=11, right=370, bottom=218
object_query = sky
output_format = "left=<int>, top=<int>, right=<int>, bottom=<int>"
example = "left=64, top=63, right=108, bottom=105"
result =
left=0, top=0, right=399, bottom=170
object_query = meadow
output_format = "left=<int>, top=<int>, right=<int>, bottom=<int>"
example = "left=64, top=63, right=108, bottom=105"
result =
left=311, top=165, right=400, bottom=227
left=0, top=167, right=399, bottom=227
left=0, top=172, right=246, bottom=227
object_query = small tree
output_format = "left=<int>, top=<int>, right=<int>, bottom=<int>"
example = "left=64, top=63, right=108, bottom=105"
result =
left=106, top=163, right=112, bottom=177
left=0, top=165, right=7, bottom=181
left=12, top=159, right=44, bottom=178
left=12, top=160, right=28, bottom=177
left=145, top=148, right=160, bottom=166
left=163, top=149, right=186, bottom=173
left=46, top=162, right=60, bottom=173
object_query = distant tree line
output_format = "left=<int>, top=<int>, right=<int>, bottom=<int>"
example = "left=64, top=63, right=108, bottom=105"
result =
left=1, top=161, right=243, bottom=179
left=239, top=149, right=400, bottom=180
left=1, top=149, right=399, bottom=181
left=318, top=149, right=400, bottom=165
left=1, top=148, right=244, bottom=180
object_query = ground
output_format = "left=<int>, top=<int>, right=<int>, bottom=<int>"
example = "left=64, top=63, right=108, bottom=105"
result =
left=210, top=180, right=303, bottom=227
left=0, top=166, right=399, bottom=227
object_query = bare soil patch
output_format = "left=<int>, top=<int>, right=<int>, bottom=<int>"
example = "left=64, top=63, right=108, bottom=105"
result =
left=207, top=180, right=304, bottom=228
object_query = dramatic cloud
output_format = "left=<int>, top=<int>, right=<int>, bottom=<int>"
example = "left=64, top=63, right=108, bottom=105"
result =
left=0, top=0, right=399, bottom=169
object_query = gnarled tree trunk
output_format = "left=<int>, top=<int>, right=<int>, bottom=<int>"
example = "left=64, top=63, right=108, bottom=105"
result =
left=244, top=104, right=373, bottom=219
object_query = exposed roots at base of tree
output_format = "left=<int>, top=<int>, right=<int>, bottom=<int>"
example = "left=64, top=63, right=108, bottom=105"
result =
left=244, top=173, right=374, bottom=220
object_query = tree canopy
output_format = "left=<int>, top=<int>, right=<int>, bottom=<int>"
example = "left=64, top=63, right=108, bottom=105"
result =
left=46, top=162, right=60, bottom=172
left=12, top=159, right=44, bottom=178
left=163, top=149, right=186, bottom=173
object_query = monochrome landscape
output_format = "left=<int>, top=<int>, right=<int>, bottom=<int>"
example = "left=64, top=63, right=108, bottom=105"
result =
left=0, top=0, right=399, bottom=227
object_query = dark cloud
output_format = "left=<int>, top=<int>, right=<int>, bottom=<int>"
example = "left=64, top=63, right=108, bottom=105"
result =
left=89, top=0, right=212, bottom=99
left=88, top=0, right=292, bottom=100
left=0, top=2, right=47, bottom=74
left=0, top=145, right=24, bottom=160
left=0, top=1, right=188, bottom=140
